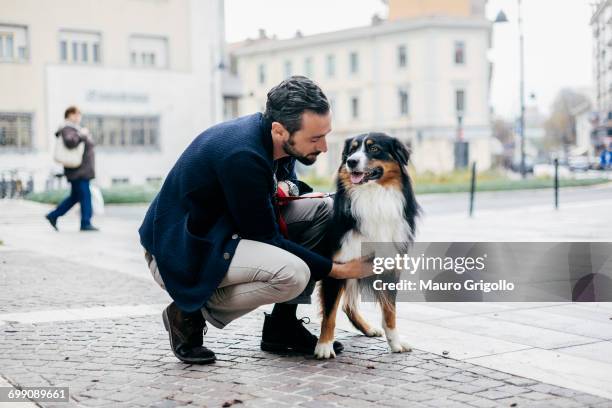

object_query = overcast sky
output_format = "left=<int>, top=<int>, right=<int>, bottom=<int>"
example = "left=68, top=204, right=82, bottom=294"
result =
left=224, top=0, right=594, bottom=121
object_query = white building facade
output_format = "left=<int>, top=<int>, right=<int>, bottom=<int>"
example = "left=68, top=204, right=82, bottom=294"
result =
left=232, top=16, right=493, bottom=175
left=0, top=0, right=225, bottom=191
left=591, top=0, right=612, bottom=151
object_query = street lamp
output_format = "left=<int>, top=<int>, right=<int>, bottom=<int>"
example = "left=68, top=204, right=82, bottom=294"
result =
left=495, top=1, right=527, bottom=178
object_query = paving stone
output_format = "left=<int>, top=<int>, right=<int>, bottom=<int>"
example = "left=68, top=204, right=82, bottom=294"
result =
left=473, top=389, right=515, bottom=400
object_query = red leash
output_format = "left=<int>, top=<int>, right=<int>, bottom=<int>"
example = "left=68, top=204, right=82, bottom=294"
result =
left=274, top=188, right=335, bottom=237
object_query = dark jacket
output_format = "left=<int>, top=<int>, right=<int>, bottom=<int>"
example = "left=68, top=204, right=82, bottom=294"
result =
left=55, top=122, right=95, bottom=181
left=138, top=113, right=332, bottom=312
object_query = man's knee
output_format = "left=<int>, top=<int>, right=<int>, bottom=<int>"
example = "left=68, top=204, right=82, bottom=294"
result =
left=274, top=257, right=311, bottom=302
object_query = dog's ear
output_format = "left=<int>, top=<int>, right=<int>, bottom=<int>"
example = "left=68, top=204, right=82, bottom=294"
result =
left=391, top=138, right=411, bottom=166
left=341, top=137, right=354, bottom=162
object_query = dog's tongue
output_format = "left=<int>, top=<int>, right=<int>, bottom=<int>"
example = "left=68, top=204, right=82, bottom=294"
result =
left=350, top=172, right=365, bottom=184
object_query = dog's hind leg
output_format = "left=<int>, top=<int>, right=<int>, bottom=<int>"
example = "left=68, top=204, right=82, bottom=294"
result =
left=381, top=300, right=412, bottom=353
left=343, top=280, right=383, bottom=337
left=315, top=277, right=344, bottom=359
left=344, top=305, right=384, bottom=337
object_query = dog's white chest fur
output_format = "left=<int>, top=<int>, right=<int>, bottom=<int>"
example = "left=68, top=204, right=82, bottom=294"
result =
left=334, top=183, right=411, bottom=263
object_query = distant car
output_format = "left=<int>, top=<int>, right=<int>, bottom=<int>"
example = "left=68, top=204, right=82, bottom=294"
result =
left=568, top=156, right=590, bottom=172
left=510, top=158, right=534, bottom=174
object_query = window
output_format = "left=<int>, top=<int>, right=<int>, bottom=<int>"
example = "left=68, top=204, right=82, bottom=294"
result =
left=0, top=25, right=28, bottom=62
left=0, top=113, right=32, bottom=148
left=304, top=57, right=314, bottom=78
left=223, top=97, right=239, bottom=120
left=129, top=35, right=168, bottom=68
left=81, top=115, right=159, bottom=148
left=59, top=30, right=101, bottom=64
left=60, top=41, right=67, bottom=61
left=258, top=63, right=266, bottom=84
left=454, top=41, right=465, bottom=65
left=398, top=45, right=407, bottom=68
left=349, top=51, right=359, bottom=74
left=284, top=60, right=292, bottom=78
left=455, top=89, right=466, bottom=114
left=399, top=88, right=409, bottom=116
left=92, top=43, right=100, bottom=63
left=350, top=96, right=359, bottom=119
left=81, top=43, right=88, bottom=62
left=72, top=42, right=78, bottom=61
left=326, top=54, right=335, bottom=77
left=327, top=93, right=337, bottom=116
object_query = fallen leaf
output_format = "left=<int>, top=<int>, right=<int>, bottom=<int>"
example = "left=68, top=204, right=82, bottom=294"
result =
left=222, top=399, right=243, bottom=407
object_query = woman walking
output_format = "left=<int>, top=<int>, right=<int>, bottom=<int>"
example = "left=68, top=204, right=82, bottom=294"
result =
left=45, top=106, right=99, bottom=232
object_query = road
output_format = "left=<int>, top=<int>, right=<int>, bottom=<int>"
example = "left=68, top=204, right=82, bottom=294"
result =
left=417, top=182, right=612, bottom=216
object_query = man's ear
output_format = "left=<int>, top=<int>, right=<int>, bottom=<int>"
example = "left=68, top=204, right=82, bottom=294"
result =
left=271, top=121, right=289, bottom=141
left=341, top=137, right=354, bottom=162
left=392, top=138, right=411, bottom=166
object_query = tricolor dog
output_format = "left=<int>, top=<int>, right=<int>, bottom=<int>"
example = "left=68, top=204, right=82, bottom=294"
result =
left=315, top=132, right=420, bottom=359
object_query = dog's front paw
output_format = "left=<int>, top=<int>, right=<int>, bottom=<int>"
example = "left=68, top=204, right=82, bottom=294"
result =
left=388, top=339, right=412, bottom=353
left=365, top=327, right=384, bottom=337
left=314, top=341, right=336, bottom=359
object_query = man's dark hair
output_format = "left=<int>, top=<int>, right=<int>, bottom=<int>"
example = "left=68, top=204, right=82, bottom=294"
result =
left=64, top=106, right=80, bottom=119
left=264, top=76, right=329, bottom=134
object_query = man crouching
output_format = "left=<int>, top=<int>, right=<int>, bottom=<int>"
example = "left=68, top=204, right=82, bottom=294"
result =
left=139, top=76, right=370, bottom=364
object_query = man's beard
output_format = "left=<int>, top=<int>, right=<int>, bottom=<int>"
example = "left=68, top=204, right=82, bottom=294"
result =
left=283, top=138, right=319, bottom=165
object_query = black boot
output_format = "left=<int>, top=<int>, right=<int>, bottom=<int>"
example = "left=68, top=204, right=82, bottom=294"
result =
left=162, top=302, right=216, bottom=364
left=260, top=312, right=344, bottom=355
left=45, top=214, right=58, bottom=231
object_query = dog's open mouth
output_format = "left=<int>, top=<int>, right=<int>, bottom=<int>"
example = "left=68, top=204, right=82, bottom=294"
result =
left=350, top=167, right=383, bottom=185
left=350, top=171, right=366, bottom=184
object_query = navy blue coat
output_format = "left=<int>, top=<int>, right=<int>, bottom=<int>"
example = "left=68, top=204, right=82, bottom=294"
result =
left=138, top=113, right=332, bottom=312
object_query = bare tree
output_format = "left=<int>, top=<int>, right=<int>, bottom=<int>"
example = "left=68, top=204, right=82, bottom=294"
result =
left=544, top=89, right=591, bottom=157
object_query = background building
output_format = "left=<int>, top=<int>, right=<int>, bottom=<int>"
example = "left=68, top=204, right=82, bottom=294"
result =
left=591, top=0, right=612, bottom=154
left=231, top=0, right=493, bottom=175
left=0, top=0, right=225, bottom=191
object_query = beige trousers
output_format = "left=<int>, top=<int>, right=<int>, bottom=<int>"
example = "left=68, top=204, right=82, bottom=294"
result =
left=146, top=197, right=333, bottom=328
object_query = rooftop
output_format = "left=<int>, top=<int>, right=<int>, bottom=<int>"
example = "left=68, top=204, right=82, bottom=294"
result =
left=231, top=15, right=491, bottom=57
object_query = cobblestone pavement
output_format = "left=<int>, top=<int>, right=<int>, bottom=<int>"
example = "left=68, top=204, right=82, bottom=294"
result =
left=0, top=251, right=169, bottom=314
left=2, top=249, right=612, bottom=407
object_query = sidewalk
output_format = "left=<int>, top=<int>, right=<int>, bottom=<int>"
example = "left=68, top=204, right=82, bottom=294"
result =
left=1, top=198, right=612, bottom=407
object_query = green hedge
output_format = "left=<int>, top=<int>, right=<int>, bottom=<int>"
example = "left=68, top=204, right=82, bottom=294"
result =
left=26, top=185, right=159, bottom=205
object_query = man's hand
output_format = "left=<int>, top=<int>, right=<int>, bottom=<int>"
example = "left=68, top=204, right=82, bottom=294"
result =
left=329, top=257, right=374, bottom=280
